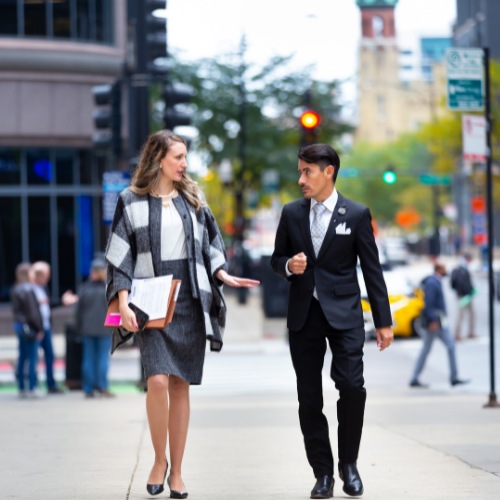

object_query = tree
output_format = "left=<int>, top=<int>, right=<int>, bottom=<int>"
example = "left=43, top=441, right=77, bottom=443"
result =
left=153, top=45, right=352, bottom=193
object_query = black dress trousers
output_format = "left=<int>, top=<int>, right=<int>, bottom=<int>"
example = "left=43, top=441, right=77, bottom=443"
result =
left=289, top=298, right=366, bottom=477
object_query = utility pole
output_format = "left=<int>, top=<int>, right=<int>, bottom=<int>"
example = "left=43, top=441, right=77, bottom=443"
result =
left=235, top=38, right=248, bottom=304
left=483, top=47, right=498, bottom=408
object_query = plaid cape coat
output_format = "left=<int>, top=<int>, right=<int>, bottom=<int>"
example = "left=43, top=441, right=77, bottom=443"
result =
left=105, top=189, right=228, bottom=353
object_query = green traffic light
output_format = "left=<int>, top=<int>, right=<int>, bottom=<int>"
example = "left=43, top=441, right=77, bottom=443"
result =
left=383, top=171, right=397, bottom=184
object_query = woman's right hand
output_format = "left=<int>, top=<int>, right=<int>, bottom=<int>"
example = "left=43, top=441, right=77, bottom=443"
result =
left=119, top=303, right=139, bottom=332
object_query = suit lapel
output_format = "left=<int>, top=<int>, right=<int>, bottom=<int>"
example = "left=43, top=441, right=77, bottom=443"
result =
left=148, top=194, right=162, bottom=277
left=317, top=191, right=347, bottom=260
left=299, top=198, right=316, bottom=261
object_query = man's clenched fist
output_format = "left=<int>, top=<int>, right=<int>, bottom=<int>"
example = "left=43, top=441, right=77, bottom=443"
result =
left=289, top=252, right=307, bottom=274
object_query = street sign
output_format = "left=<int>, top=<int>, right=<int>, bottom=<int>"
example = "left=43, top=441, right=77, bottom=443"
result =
left=338, top=168, right=359, bottom=178
left=445, top=48, right=484, bottom=111
left=462, top=114, right=487, bottom=162
left=261, top=169, right=280, bottom=193
left=102, top=171, right=131, bottom=225
left=419, top=174, right=451, bottom=185
left=471, top=195, right=487, bottom=245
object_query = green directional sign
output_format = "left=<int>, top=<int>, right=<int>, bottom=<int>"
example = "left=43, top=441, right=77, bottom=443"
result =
left=446, top=49, right=484, bottom=111
left=420, top=174, right=452, bottom=185
left=339, top=168, right=359, bottom=178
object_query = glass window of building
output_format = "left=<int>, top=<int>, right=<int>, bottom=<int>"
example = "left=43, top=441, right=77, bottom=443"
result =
left=0, top=0, right=112, bottom=43
left=24, top=0, right=47, bottom=37
left=53, top=0, right=71, bottom=38
left=27, top=149, right=53, bottom=185
left=28, top=196, right=51, bottom=264
left=55, top=149, right=74, bottom=184
left=0, top=148, right=21, bottom=184
left=0, top=197, right=22, bottom=302
left=0, top=0, right=18, bottom=35
left=57, top=197, right=76, bottom=294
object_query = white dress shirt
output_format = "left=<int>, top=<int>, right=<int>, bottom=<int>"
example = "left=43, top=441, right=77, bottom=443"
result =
left=286, top=188, right=338, bottom=299
left=161, top=202, right=188, bottom=261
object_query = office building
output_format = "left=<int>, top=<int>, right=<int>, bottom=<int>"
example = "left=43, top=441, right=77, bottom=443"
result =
left=0, top=1, right=127, bottom=303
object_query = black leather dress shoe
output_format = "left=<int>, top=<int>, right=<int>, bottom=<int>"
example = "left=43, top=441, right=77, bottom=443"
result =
left=167, top=476, right=188, bottom=499
left=146, top=462, right=168, bottom=496
left=310, top=475, right=334, bottom=499
left=338, top=461, right=364, bottom=497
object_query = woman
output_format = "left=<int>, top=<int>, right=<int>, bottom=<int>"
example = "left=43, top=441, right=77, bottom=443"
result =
left=106, top=130, right=258, bottom=497
left=11, top=262, right=44, bottom=398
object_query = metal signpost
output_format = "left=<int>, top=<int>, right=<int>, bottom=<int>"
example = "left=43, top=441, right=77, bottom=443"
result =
left=447, top=47, right=497, bottom=407
left=482, top=49, right=498, bottom=407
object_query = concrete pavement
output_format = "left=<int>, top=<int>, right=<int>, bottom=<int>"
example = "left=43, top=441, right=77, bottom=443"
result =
left=2, top=264, right=500, bottom=499
left=1, top=386, right=499, bottom=499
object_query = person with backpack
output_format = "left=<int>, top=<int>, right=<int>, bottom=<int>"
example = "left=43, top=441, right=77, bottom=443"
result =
left=410, top=262, right=469, bottom=388
left=450, top=253, right=478, bottom=341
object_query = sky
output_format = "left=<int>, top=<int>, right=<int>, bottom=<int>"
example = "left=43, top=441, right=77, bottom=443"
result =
left=165, top=0, right=457, bottom=114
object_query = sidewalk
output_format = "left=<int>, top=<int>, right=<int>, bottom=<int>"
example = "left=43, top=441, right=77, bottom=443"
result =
left=1, top=387, right=499, bottom=499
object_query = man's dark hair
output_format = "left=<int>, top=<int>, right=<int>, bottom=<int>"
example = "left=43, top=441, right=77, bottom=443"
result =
left=298, top=144, right=341, bottom=182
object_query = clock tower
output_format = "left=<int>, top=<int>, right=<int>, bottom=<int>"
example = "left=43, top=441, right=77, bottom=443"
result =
left=355, top=0, right=402, bottom=143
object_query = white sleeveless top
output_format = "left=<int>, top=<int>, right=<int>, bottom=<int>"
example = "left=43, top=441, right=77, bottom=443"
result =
left=161, top=201, right=188, bottom=261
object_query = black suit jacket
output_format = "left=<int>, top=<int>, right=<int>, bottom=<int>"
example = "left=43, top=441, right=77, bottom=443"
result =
left=270, top=192, right=392, bottom=332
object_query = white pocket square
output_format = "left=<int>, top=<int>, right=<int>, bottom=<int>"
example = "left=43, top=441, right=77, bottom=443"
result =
left=335, top=222, right=351, bottom=235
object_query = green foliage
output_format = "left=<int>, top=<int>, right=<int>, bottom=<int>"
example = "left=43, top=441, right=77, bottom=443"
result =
left=339, top=134, right=434, bottom=224
left=152, top=46, right=352, bottom=192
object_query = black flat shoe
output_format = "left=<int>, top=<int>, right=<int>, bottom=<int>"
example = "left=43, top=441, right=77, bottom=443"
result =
left=310, top=475, right=334, bottom=499
left=146, top=462, right=168, bottom=496
left=338, top=461, right=364, bottom=497
left=167, top=476, right=188, bottom=499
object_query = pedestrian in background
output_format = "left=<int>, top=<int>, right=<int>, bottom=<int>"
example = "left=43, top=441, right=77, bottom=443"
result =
left=76, top=258, right=114, bottom=398
left=30, top=261, right=77, bottom=394
left=410, top=262, right=469, bottom=388
left=451, top=253, right=478, bottom=341
left=11, top=263, right=44, bottom=398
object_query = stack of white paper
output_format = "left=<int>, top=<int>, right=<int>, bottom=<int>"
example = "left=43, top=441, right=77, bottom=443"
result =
left=128, top=275, right=173, bottom=320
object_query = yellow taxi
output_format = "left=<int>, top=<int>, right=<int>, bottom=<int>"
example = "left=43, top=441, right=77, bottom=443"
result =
left=359, top=270, right=425, bottom=339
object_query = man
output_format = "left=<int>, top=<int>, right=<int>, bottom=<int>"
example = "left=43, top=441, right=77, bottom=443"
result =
left=450, top=253, right=477, bottom=341
left=271, top=144, right=393, bottom=498
left=410, top=263, right=469, bottom=388
left=30, top=262, right=77, bottom=394
left=76, top=258, right=115, bottom=398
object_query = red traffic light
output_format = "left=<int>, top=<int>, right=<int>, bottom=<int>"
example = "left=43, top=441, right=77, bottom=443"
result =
left=300, top=110, right=321, bottom=129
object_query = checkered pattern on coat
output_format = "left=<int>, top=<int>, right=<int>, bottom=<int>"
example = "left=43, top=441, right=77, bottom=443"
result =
left=105, top=189, right=228, bottom=352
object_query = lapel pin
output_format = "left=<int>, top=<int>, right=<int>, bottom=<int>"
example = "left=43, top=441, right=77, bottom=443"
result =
left=338, top=207, right=346, bottom=215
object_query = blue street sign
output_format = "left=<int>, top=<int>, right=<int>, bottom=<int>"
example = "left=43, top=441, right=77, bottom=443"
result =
left=102, top=171, right=131, bottom=225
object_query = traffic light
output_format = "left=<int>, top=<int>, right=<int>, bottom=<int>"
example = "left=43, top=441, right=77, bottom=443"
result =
left=144, top=0, right=167, bottom=73
left=300, top=110, right=321, bottom=129
left=300, top=90, right=321, bottom=146
left=163, top=82, right=193, bottom=130
left=383, top=165, right=397, bottom=184
left=92, top=82, right=122, bottom=155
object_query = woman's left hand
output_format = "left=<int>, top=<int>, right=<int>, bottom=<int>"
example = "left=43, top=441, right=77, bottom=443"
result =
left=216, top=270, right=260, bottom=288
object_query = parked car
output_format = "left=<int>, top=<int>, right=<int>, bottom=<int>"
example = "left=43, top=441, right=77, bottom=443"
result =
left=382, top=237, right=409, bottom=266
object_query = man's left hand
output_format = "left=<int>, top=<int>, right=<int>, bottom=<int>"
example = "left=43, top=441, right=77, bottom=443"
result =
left=376, top=326, right=394, bottom=351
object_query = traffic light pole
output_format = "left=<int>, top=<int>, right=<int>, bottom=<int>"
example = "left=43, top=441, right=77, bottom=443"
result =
left=128, top=0, right=151, bottom=163
left=483, top=47, right=498, bottom=408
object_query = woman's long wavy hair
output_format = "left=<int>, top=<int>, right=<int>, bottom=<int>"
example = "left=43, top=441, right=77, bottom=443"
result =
left=129, top=130, right=206, bottom=211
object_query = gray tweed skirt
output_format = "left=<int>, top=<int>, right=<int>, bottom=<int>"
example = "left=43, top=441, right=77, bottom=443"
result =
left=136, top=259, right=206, bottom=385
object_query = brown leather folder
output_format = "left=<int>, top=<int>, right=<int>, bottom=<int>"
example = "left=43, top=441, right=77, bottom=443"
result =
left=104, top=279, right=181, bottom=329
